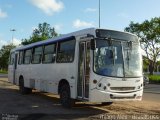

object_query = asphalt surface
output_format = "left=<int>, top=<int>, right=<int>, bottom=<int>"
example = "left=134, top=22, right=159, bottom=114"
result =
left=0, top=75, right=160, bottom=120
left=144, top=84, right=160, bottom=94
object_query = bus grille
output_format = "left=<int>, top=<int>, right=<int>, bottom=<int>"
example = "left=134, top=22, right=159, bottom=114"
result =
left=110, top=87, right=135, bottom=91
left=110, top=96, right=135, bottom=99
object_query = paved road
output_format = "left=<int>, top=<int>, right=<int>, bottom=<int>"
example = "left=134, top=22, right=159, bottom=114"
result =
left=0, top=77, right=160, bottom=120
left=144, top=84, right=160, bottom=94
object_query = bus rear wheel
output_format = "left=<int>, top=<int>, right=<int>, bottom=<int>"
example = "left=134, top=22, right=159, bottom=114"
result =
left=19, top=77, right=32, bottom=94
left=60, top=84, right=75, bottom=108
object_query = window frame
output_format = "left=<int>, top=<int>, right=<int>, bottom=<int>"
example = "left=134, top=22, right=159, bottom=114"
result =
left=31, top=46, right=43, bottom=64
left=42, top=43, right=56, bottom=64
left=56, top=39, right=76, bottom=63
left=23, top=49, right=32, bottom=64
left=18, top=51, right=24, bottom=65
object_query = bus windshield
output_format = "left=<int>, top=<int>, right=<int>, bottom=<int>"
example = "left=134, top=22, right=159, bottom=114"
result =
left=94, top=39, right=142, bottom=78
left=123, top=42, right=142, bottom=77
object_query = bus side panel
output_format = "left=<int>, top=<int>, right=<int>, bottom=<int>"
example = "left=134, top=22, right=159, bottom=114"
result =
left=26, top=62, right=77, bottom=99
left=19, top=64, right=32, bottom=88
left=15, top=64, right=24, bottom=85
left=54, top=63, right=77, bottom=98
left=14, top=50, right=78, bottom=100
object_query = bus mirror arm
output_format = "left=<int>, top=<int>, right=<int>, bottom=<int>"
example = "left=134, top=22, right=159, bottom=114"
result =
left=107, top=37, right=113, bottom=46
left=87, top=34, right=96, bottom=50
left=91, top=39, right=96, bottom=50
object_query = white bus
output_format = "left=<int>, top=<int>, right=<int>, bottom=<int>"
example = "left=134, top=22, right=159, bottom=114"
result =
left=8, top=28, right=143, bottom=108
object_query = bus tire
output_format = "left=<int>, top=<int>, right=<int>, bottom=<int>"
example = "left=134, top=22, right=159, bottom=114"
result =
left=19, top=77, right=32, bottom=94
left=60, top=84, right=75, bottom=108
left=101, top=102, right=113, bottom=106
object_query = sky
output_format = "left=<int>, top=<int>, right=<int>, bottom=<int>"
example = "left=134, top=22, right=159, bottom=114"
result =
left=0, top=0, right=160, bottom=48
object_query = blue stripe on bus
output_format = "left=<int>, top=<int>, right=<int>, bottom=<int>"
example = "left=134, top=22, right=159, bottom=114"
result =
left=16, top=36, right=75, bottom=51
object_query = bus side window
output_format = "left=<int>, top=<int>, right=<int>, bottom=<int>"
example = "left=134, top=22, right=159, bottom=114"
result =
left=18, top=51, right=23, bottom=65
left=43, top=43, right=56, bottom=63
left=57, top=39, right=75, bottom=63
left=24, top=49, right=32, bottom=64
left=9, top=53, right=14, bottom=65
left=32, top=46, right=43, bottom=64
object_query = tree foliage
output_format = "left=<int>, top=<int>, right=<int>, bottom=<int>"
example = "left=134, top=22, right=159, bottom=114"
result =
left=125, top=17, right=160, bottom=75
left=22, top=22, right=58, bottom=45
left=0, top=44, right=16, bottom=70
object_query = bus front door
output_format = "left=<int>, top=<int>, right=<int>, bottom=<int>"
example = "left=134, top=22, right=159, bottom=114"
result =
left=78, top=42, right=90, bottom=99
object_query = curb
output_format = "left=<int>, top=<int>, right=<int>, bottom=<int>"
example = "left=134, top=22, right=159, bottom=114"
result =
left=0, top=75, right=8, bottom=78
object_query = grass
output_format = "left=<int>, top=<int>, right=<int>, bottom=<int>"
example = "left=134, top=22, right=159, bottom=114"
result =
left=148, top=75, right=160, bottom=83
left=0, top=70, right=8, bottom=74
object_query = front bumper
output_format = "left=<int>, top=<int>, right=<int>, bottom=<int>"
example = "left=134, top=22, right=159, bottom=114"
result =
left=89, top=89, right=143, bottom=102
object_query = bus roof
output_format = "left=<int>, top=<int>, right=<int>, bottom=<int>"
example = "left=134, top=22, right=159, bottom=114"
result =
left=12, top=28, right=96, bottom=52
left=11, top=27, right=138, bottom=52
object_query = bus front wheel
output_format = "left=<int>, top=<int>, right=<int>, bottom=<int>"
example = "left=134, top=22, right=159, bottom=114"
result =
left=60, top=84, right=75, bottom=108
left=19, top=77, right=32, bottom=94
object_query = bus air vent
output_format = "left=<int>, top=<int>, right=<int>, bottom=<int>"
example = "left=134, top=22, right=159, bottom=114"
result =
left=110, top=87, right=135, bottom=91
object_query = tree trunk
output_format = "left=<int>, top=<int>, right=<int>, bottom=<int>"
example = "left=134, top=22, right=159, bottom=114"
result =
left=149, top=61, right=155, bottom=75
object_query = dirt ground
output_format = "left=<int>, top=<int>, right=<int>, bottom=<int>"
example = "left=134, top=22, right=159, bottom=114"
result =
left=0, top=78, right=160, bottom=120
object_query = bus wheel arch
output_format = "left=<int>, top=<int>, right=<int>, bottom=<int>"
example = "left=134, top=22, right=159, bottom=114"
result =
left=58, top=79, right=75, bottom=108
left=19, top=75, right=23, bottom=82
left=19, top=75, right=32, bottom=94
left=58, top=79, right=69, bottom=94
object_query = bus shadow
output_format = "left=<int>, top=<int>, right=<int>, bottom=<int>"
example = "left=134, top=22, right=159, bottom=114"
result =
left=0, top=87, right=110, bottom=119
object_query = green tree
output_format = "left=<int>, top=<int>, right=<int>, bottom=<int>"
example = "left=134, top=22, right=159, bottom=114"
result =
left=22, top=22, right=58, bottom=45
left=0, top=44, right=16, bottom=70
left=125, top=17, right=160, bottom=75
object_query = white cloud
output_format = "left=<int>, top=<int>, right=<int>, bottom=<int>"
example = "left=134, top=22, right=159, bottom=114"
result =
left=0, top=8, right=8, bottom=18
left=73, top=19, right=94, bottom=28
left=0, top=39, right=7, bottom=48
left=29, top=0, right=64, bottom=16
left=12, top=38, right=21, bottom=46
left=0, top=38, right=21, bottom=49
left=54, top=24, right=62, bottom=32
left=32, top=26, right=38, bottom=31
left=85, top=8, right=97, bottom=12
